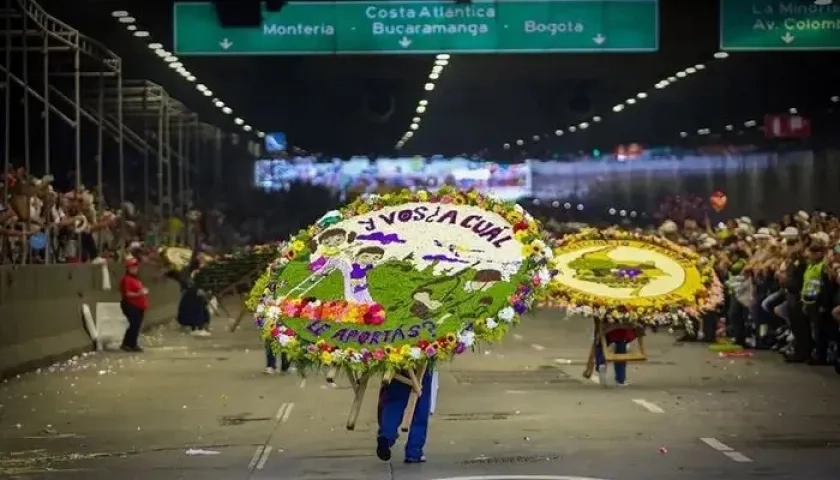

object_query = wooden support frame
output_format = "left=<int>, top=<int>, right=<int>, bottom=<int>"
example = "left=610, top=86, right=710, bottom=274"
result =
left=343, top=362, right=428, bottom=433
left=582, top=318, right=647, bottom=378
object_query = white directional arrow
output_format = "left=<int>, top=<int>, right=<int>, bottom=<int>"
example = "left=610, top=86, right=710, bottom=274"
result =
left=398, top=36, right=412, bottom=48
left=593, top=34, right=606, bottom=45
left=781, top=32, right=795, bottom=44
left=219, top=38, right=233, bottom=50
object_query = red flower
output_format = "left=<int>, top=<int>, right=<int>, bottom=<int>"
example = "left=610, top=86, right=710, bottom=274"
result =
left=318, top=342, right=332, bottom=352
left=270, top=327, right=280, bottom=337
left=417, top=340, right=430, bottom=350
left=513, top=221, right=529, bottom=233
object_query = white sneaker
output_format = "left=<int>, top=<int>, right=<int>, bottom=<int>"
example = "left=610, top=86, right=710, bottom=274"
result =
left=596, top=364, right=608, bottom=386
left=190, top=329, right=211, bottom=337
left=265, top=367, right=276, bottom=375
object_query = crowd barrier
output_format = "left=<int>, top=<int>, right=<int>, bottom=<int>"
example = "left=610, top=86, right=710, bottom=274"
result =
left=0, top=263, right=181, bottom=379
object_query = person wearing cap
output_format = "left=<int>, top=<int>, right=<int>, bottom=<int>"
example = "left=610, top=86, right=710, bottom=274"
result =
left=802, top=244, right=835, bottom=365
left=782, top=234, right=809, bottom=362
left=120, top=258, right=149, bottom=352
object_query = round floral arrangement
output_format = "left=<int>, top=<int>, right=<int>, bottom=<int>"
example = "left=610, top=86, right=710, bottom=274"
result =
left=250, top=186, right=554, bottom=374
left=544, top=229, right=723, bottom=324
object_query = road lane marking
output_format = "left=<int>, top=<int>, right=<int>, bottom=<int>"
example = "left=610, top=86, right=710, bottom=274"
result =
left=274, top=403, right=289, bottom=420
left=280, top=403, right=294, bottom=422
left=700, top=437, right=753, bottom=463
left=255, top=445, right=273, bottom=469
left=631, top=398, right=665, bottom=413
left=530, top=343, right=546, bottom=351
left=247, top=446, right=264, bottom=469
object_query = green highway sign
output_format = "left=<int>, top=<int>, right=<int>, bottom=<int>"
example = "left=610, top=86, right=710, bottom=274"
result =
left=173, top=0, right=659, bottom=55
left=720, top=0, right=840, bottom=51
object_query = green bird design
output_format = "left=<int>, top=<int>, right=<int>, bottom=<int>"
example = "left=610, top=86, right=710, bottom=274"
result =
left=567, top=246, right=668, bottom=296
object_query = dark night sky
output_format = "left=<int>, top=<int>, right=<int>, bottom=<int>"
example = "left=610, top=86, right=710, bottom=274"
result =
left=31, top=0, right=840, bottom=157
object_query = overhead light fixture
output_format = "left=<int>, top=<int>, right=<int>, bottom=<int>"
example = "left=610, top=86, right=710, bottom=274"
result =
left=695, top=64, right=705, bottom=69
left=234, top=117, right=244, bottom=125
left=117, top=16, right=135, bottom=23
left=410, top=123, right=419, bottom=130
left=134, top=31, right=150, bottom=37
left=148, top=42, right=163, bottom=49
left=126, top=25, right=137, bottom=31
left=416, top=105, right=426, bottom=113
left=744, top=120, right=756, bottom=127
left=412, top=117, right=421, bottom=122
left=186, top=75, right=196, bottom=82
left=434, top=59, right=448, bottom=66
left=111, top=10, right=129, bottom=17
left=436, top=53, right=450, bottom=60
left=612, top=104, right=624, bottom=112
left=215, top=100, right=225, bottom=107
left=637, top=92, right=647, bottom=99
left=516, top=139, right=524, bottom=146
left=243, top=125, right=252, bottom=132
left=202, top=90, right=212, bottom=96
left=592, top=116, right=601, bottom=122
left=419, top=100, right=428, bottom=106
left=424, top=83, right=435, bottom=91
left=155, top=49, right=167, bottom=57
left=405, top=131, right=414, bottom=138
left=831, top=95, right=839, bottom=102
left=579, top=122, right=589, bottom=129
left=626, top=98, right=636, bottom=105
left=196, top=84, right=207, bottom=91
left=676, top=71, right=687, bottom=78
left=789, top=107, right=798, bottom=114
left=222, top=107, right=232, bottom=114
left=568, top=126, right=577, bottom=132
left=685, top=67, right=696, bottom=74
left=169, top=62, right=183, bottom=68
left=164, top=55, right=178, bottom=62
left=725, top=124, right=734, bottom=131
left=429, top=73, right=439, bottom=80
left=679, top=131, right=688, bottom=138
left=432, top=65, right=444, bottom=73
left=714, top=52, right=729, bottom=59
left=667, top=76, right=677, bottom=82
left=257, top=131, right=265, bottom=138
left=554, top=129, right=563, bottom=136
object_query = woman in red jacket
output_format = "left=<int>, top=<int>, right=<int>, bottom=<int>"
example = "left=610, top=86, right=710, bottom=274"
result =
left=120, top=258, right=149, bottom=352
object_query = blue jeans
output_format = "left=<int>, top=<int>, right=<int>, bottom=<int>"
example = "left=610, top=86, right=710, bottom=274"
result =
left=377, top=367, right=433, bottom=460
left=594, top=339, right=627, bottom=384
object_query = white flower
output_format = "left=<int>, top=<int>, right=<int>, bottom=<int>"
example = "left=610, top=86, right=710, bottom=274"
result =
left=458, top=330, right=476, bottom=346
left=276, top=334, right=293, bottom=346
left=349, top=352, right=363, bottom=363
left=267, top=305, right=280, bottom=319
left=408, top=347, right=423, bottom=360
left=485, top=318, right=498, bottom=330
left=497, top=307, right=515, bottom=323
left=255, top=304, right=265, bottom=314
left=537, top=267, right=552, bottom=285
left=514, top=204, right=525, bottom=214
left=331, top=350, right=346, bottom=362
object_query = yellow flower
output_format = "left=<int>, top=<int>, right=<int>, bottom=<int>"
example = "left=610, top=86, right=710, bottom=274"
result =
left=356, top=204, right=370, bottom=214
left=514, top=229, right=529, bottom=242
left=388, top=352, right=403, bottom=365
left=521, top=243, right=541, bottom=257
left=320, top=351, right=334, bottom=365
left=291, top=240, right=305, bottom=252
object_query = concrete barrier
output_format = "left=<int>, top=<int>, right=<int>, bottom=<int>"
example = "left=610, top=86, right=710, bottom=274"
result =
left=0, top=263, right=181, bottom=379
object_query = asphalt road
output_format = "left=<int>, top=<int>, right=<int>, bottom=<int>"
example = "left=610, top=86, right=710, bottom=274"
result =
left=1, top=310, right=839, bottom=480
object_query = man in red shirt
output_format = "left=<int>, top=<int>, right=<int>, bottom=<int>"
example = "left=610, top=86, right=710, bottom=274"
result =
left=120, top=258, right=149, bottom=352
